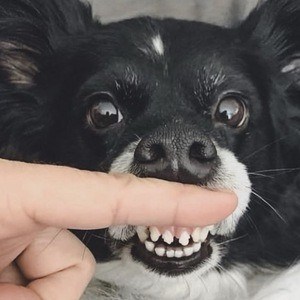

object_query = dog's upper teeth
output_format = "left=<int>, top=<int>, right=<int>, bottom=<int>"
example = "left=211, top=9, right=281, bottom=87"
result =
left=199, top=226, right=210, bottom=242
left=179, top=231, right=190, bottom=246
left=150, top=226, right=160, bottom=242
left=209, top=225, right=218, bottom=236
left=137, top=225, right=217, bottom=244
left=137, top=224, right=217, bottom=258
left=162, top=230, right=174, bottom=244
left=136, top=226, right=149, bottom=242
left=191, top=227, right=201, bottom=243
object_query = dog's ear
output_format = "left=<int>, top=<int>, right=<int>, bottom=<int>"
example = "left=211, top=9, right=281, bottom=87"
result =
left=0, top=0, right=94, bottom=87
left=0, top=0, right=95, bottom=160
left=239, top=0, right=300, bottom=87
left=0, top=23, right=50, bottom=86
left=239, top=0, right=300, bottom=146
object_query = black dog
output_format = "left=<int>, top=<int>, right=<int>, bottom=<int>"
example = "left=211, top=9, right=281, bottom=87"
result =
left=0, top=0, right=299, bottom=299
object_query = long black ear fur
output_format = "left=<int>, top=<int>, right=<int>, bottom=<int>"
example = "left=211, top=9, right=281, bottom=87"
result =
left=240, top=0, right=300, bottom=85
left=0, top=0, right=94, bottom=86
left=0, top=0, right=95, bottom=161
left=240, top=0, right=300, bottom=148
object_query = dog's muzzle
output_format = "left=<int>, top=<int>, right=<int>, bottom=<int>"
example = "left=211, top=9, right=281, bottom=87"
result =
left=107, top=123, right=251, bottom=276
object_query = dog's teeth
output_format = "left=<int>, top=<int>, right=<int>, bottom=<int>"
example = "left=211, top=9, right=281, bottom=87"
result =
left=166, top=249, right=175, bottom=258
left=199, top=227, right=210, bottom=242
left=191, top=227, right=201, bottom=243
left=155, top=247, right=165, bottom=257
left=183, top=246, right=194, bottom=257
left=179, top=231, right=190, bottom=246
left=150, top=226, right=160, bottom=242
left=209, top=225, right=217, bottom=236
left=145, top=241, right=155, bottom=252
left=136, top=226, right=148, bottom=242
left=174, top=249, right=184, bottom=258
left=193, top=242, right=201, bottom=253
left=162, top=230, right=174, bottom=245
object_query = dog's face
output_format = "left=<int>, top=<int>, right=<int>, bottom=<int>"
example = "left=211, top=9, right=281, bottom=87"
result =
left=83, top=20, right=255, bottom=276
left=0, top=0, right=299, bottom=298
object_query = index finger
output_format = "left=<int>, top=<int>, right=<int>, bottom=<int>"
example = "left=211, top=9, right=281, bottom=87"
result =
left=0, top=159, right=238, bottom=229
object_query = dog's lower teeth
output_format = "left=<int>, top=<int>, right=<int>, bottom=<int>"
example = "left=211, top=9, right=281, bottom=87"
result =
left=175, top=249, right=184, bottom=258
left=144, top=242, right=202, bottom=258
left=155, top=247, right=165, bottom=257
left=183, top=246, right=194, bottom=256
left=145, top=241, right=155, bottom=252
left=193, top=242, right=201, bottom=253
left=166, top=249, right=175, bottom=258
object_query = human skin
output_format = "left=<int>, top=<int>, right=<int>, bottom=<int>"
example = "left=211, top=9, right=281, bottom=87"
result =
left=0, top=159, right=237, bottom=300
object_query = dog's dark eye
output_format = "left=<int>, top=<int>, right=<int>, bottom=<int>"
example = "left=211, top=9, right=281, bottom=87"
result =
left=215, top=97, right=247, bottom=128
left=86, top=92, right=123, bottom=129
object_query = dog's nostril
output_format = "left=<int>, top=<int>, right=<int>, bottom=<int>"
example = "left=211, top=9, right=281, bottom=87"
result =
left=135, top=143, right=166, bottom=164
left=189, top=141, right=217, bottom=163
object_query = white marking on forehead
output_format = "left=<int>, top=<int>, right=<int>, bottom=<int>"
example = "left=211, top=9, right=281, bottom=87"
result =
left=151, top=34, right=164, bottom=56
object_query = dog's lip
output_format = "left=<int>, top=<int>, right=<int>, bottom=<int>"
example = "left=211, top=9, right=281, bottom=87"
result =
left=131, top=234, right=213, bottom=276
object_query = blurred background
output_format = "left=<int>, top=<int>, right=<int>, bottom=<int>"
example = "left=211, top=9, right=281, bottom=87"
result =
left=88, top=0, right=259, bottom=26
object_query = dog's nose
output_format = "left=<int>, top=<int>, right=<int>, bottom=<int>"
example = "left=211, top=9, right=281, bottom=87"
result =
left=134, top=126, right=217, bottom=182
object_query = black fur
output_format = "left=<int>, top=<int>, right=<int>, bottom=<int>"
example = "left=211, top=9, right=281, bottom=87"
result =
left=0, top=0, right=299, bottom=286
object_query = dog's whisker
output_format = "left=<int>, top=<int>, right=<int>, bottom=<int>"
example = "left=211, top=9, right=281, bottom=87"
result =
left=248, top=172, right=274, bottom=179
left=194, top=273, right=209, bottom=293
left=215, top=263, right=246, bottom=293
left=251, top=167, right=300, bottom=174
left=243, top=213, right=264, bottom=245
left=182, top=276, right=192, bottom=298
left=216, top=234, right=248, bottom=246
left=82, top=233, right=93, bottom=260
left=80, top=230, right=89, bottom=243
left=90, top=233, right=110, bottom=242
left=91, top=233, right=128, bottom=246
left=251, top=190, right=286, bottom=223
left=241, top=136, right=287, bottom=161
left=134, top=134, right=142, bottom=141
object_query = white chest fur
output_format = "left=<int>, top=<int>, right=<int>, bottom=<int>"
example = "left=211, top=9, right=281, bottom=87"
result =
left=82, top=262, right=300, bottom=300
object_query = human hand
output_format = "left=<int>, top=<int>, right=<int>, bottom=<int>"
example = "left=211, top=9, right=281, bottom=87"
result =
left=0, top=159, right=237, bottom=300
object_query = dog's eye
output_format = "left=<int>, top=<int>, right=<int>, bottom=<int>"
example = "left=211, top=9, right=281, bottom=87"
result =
left=86, top=92, right=123, bottom=129
left=215, top=97, right=247, bottom=128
